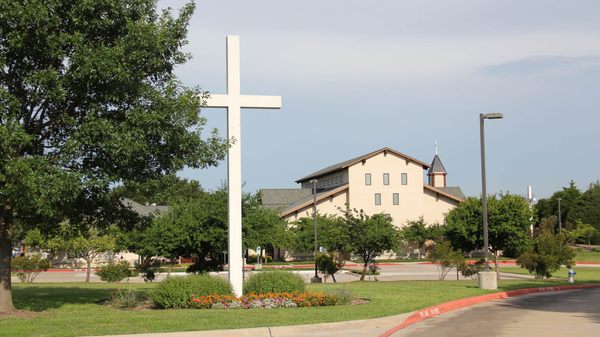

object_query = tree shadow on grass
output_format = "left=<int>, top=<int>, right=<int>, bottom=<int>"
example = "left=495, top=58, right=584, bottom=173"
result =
left=12, top=285, right=118, bottom=311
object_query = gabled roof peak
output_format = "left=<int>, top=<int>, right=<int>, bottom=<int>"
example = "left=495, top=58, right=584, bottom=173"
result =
left=428, top=154, right=447, bottom=174
left=296, top=147, right=430, bottom=183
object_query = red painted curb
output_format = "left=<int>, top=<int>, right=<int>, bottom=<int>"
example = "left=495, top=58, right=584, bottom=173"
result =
left=378, top=283, right=600, bottom=337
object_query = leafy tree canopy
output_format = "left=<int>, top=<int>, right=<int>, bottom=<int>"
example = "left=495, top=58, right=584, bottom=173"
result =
left=445, top=194, right=533, bottom=258
left=0, top=0, right=228, bottom=311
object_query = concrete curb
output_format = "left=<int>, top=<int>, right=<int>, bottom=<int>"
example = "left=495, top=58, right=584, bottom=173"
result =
left=378, top=283, right=600, bottom=337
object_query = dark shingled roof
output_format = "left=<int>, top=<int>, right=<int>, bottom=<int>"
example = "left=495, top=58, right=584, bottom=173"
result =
left=122, top=198, right=170, bottom=217
left=428, top=154, right=447, bottom=174
left=437, top=186, right=465, bottom=200
left=260, top=189, right=313, bottom=211
left=296, top=147, right=430, bottom=183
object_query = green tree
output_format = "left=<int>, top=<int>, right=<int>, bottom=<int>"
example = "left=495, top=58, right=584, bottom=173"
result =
left=289, top=214, right=345, bottom=256
left=445, top=194, right=533, bottom=277
left=0, top=1, right=228, bottom=310
left=536, top=181, right=582, bottom=231
left=242, top=192, right=289, bottom=262
left=66, top=230, right=117, bottom=282
left=114, top=175, right=204, bottom=205
left=399, top=217, right=445, bottom=259
left=572, top=182, right=600, bottom=241
left=517, top=231, right=575, bottom=278
left=149, top=189, right=229, bottom=272
left=343, top=210, right=399, bottom=280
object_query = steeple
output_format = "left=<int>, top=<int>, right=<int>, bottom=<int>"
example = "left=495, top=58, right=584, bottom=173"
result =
left=428, top=142, right=447, bottom=189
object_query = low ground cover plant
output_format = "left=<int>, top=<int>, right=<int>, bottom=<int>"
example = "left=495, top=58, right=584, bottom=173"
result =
left=108, top=287, right=147, bottom=309
left=189, top=291, right=340, bottom=309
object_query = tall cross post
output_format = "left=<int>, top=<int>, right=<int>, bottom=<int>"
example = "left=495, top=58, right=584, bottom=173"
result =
left=204, top=35, right=281, bottom=296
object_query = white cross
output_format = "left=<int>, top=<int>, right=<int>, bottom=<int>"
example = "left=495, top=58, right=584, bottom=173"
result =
left=204, top=35, right=281, bottom=297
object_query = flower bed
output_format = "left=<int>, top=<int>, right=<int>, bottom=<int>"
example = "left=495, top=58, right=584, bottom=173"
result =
left=189, top=291, right=340, bottom=309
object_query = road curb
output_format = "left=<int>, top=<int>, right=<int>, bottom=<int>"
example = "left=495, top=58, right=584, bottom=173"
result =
left=378, top=283, right=600, bottom=337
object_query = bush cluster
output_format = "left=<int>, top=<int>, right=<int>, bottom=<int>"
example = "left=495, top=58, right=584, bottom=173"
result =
left=12, top=255, right=51, bottom=283
left=152, top=274, right=232, bottom=309
left=96, top=261, right=133, bottom=283
left=243, top=271, right=305, bottom=294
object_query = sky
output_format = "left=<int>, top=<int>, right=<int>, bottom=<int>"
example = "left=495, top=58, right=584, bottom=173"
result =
left=160, top=0, right=600, bottom=199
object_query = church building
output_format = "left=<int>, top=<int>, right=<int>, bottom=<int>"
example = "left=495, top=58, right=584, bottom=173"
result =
left=261, top=147, right=464, bottom=228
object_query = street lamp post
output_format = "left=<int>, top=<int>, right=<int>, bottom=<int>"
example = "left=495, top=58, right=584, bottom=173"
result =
left=479, top=112, right=503, bottom=289
left=310, top=179, right=322, bottom=283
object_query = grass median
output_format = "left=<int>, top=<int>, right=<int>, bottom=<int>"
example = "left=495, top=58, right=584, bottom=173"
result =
left=2, top=277, right=596, bottom=337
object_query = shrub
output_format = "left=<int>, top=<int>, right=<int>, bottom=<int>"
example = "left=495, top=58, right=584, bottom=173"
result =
left=12, top=255, right=51, bottom=283
left=135, top=258, right=161, bottom=282
left=316, top=253, right=341, bottom=282
left=96, top=261, right=134, bottom=283
left=243, top=271, right=305, bottom=294
left=152, top=274, right=232, bottom=309
left=108, top=287, right=146, bottom=309
left=459, top=259, right=485, bottom=279
left=517, top=231, right=575, bottom=278
left=327, top=288, right=353, bottom=305
left=430, top=241, right=464, bottom=280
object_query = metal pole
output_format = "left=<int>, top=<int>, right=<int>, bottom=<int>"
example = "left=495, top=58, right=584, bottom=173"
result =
left=311, top=179, right=321, bottom=283
left=479, top=113, right=490, bottom=272
left=557, top=198, right=562, bottom=233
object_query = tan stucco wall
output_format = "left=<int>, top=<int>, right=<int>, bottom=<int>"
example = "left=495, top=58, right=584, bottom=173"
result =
left=285, top=151, right=460, bottom=229
left=345, top=151, right=458, bottom=227
left=420, top=188, right=459, bottom=224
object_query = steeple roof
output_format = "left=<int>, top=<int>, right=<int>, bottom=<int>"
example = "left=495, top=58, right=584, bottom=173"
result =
left=428, top=154, right=447, bottom=174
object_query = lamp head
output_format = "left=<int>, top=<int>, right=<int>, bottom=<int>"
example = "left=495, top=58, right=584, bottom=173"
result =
left=483, top=112, right=503, bottom=119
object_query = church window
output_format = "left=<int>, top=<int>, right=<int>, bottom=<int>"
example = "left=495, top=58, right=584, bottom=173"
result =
left=393, top=193, right=399, bottom=205
left=401, top=173, right=408, bottom=185
left=365, top=173, right=372, bottom=186
left=383, top=173, right=390, bottom=185
left=375, top=193, right=381, bottom=205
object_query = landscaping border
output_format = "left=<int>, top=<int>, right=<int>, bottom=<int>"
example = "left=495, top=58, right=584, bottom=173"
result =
left=378, top=283, right=600, bottom=337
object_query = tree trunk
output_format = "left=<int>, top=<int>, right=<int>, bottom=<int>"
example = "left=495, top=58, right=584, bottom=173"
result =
left=360, top=261, right=368, bottom=281
left=85, top=259, right=92, bottom=283
left=332, top=273, right=336, bottom=283
left=0, top=203, right=16, bottom=311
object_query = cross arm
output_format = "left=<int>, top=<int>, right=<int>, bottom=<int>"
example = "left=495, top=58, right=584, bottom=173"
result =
left=240, top=95, right=281, bottom=109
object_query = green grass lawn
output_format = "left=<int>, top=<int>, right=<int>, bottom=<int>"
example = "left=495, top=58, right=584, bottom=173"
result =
left=1, top=277, right=596, bottom=337
left=500, top=265, right=600, bottom=281
left=575, top=248, right=600, bottom=263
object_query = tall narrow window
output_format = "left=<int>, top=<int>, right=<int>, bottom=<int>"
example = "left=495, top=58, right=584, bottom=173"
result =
left=383, top=173, right=390, bottom=185
left=393, top=193, right=399, bottom=205
left=401, top=173, right=408, bottom=185
left=365, top=173, right=372, bottom=186
left=375, top=193, right=381, bottom=205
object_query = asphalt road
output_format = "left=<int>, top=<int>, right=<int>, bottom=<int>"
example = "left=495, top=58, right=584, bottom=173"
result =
left=392, top=288, right=600, bottom=337
left=12, top=262, right=536, bottom=283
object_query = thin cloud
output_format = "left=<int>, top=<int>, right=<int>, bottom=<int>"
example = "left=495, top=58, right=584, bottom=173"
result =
left=481, top=55, right=600, bottom=76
